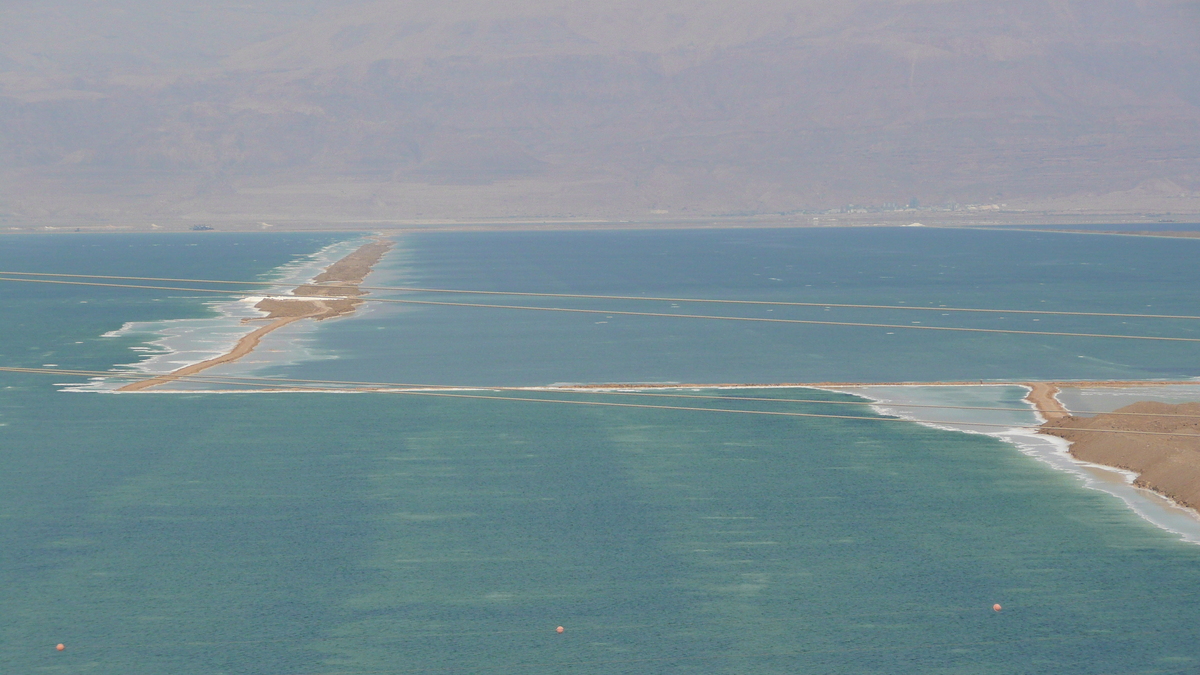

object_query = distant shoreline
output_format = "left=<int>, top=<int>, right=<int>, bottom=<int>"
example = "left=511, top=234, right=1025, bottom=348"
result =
left=4, top=212, right=1197, bottom=235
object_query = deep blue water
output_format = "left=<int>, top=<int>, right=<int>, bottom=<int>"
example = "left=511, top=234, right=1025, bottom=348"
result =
left=2, top=229, right=1200, bottom=674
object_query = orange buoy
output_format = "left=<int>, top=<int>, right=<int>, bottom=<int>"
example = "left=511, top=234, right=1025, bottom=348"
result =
left=56, top=644, right=65, bottom=651
left=556, top=626, right=564, bottom=634
left=993, top=604, right=1002, bottom=612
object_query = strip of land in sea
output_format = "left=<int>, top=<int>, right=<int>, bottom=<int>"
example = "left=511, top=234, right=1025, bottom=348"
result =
left=117, top=238, right=392, bottom=392
left=579, top=380, right=1194, bottom=520
left=569, top=380, right=1195, bottom=515
left=112, top=269, right=1199, bottom=520
left=490, top=379, right=1200, bottom=519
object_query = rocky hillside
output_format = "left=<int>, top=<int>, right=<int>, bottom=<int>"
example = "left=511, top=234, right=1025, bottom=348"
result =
left=2, top=0, right=1198, bottom=223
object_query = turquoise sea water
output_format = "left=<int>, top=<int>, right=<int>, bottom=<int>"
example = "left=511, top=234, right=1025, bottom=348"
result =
left=3, top=229, right=1200, bottom=674
left=235, top=227, right=1200, bottom=387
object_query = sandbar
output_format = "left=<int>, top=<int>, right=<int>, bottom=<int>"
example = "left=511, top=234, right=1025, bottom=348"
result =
left=117, top=239, right=392, bottom=392
left=1023, top=382, right=1069, bottom=421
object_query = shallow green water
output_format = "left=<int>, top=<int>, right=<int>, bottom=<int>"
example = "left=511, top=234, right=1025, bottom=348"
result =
left=5, top=388, right=1200, bottom=674
left=3, top=230, right=1200, bottom=674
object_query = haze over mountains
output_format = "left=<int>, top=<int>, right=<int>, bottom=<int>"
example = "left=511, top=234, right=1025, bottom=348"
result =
left=2, top=0, right=1198, bottom=225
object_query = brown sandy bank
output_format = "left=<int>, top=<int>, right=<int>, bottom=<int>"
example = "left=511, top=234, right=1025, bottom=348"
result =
left=1024, top=383, right=1069, bottom=421
left=258, top=238, right=394, bottom=319
left=117, top=239, right=392, bottom=392
left=116, top=312, right=319, bottom=392
left=1042, top=402, right=1200, bottom=512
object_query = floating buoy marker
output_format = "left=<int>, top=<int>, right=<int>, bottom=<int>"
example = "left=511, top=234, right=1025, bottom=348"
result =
left=56, top=644, right=65, bottom=651
left=993, top=604, right=1002, bottom=612
left=556, top=626, right=564, bottom=634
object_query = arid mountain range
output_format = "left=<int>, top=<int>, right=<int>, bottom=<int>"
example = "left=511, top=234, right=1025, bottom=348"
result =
left=2, top=0, right=1198, bottom=226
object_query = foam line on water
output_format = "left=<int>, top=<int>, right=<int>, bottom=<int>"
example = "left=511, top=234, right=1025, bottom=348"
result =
left=828, top=384, right=1200, bottom=545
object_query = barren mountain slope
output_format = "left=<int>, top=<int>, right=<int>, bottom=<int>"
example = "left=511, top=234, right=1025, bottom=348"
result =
left=1, top=0, right=1197, bottom=223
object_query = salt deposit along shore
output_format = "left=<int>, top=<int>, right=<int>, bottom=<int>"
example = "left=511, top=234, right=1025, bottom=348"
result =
left=117, top=238, right=392, bottom=392
left=1043, top=401, right=1200, bottom=513
left=561, top=380, right=1200, bottom=531
left=1017, top=381, right=1200, bottom=516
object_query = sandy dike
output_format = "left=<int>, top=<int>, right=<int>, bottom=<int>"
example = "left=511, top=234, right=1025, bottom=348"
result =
left=118, top=239, right=392, bottom=392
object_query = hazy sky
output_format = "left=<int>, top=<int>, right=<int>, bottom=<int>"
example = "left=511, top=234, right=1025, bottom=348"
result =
left=2, top=1, right=1198, bottom=222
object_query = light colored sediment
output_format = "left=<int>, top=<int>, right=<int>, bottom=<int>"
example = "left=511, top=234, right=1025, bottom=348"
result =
left=256, top=238, right=394, bottom=319
left=310, top=240, right=393, bottom=286
left=1042, top=402, right=1200, bottom=512
left=1023, top=382, right=1069, bottom=421
left=116, top=312, right=320, bottom=392
left=117, top=239, right=392, bottom=392
left=254, top=296, right=362, bottom=320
